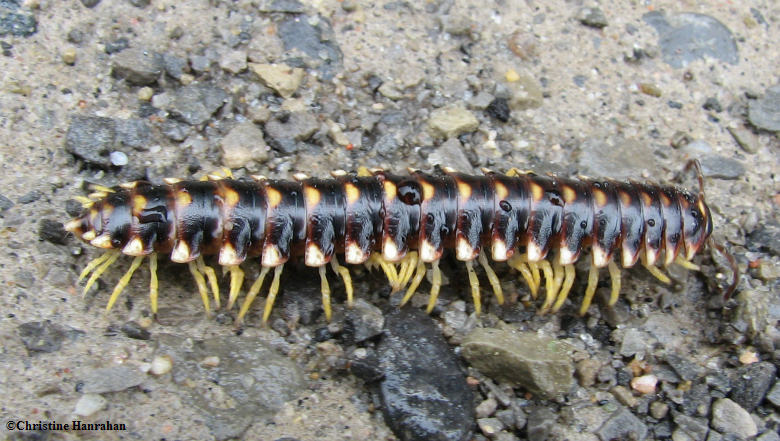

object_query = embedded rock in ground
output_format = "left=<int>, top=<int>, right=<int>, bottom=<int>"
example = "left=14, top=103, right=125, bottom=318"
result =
left=643, top=11, right=738, bottom=68
left=111, top=48, right=164, bottom=85
left=219, top=122, right=269, bottom=168
left=250, top=63, right=305, bottom=98
left=729, top=361, right=776, bottom=410
left=377, top=308, right=474, bottom=441
left=461, top=328, right=574, bottom=399
left=596, top=407, right=647, bottom=441
left=167, top=84, right=229, bottom=126
left=18, top=321, right=82, bottom=353
left=65, top=115, right=117, bottom=167
left=711, top=398, right=758, bottom=439
left=428, top=104, right=479, bottom=138
left=748, top=84, right=780, bottom=131
left=80, top=365, right=146, bottom=393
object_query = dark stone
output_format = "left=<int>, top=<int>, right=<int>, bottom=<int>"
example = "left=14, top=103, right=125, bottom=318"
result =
left=64, top=199, right=83, bottom=217
left=576, top=137, right=658, bottom=180
left=596, top=407, right=648, bottom=441
left=277, top=15, right=342, bottom=80
left=120, top=321, right=151, bottom=340
left=577, top=7, right=608, bottom=28
left=38, top=219, right=67, bottom=245
left=746, top=221, right=780, bottom=256
left=162, top=53, right=188, bottom=80
left=485, top=98, right=510, bottom=122
left=111, top=48, right=163, bottom=85
left=17, top=190, right=41, bottom=204
left=167, top=84, right=229, bottom=126
left=526, top=407, right=556, bottom=440
left=699, top=155, right=745, bottom=179
left=573, top=74, right=587, bottom=87
left=127, top=0, right=150, bottom=7
left=65, top=115, right=116, bottom=167
left=0, top=193, right=14, bottom=214
left=18, top=321, right=81, bottom=353
left=67, top=29, right=85, bottom=44
left=748, top=84, right=780, bottom=131
left=665, top=353, right=705, bottom=381
left=349, top=349, right=384, bottom=383
left=680, top=382, right=711, bottom=416
left=372, top=133, right=399, bottom=155
left=104, top=37, right=129, bottom=54
left=703, top=97, right=722, bottom=112
left=668, top=100, right=683, bottom=109
left=80, top=365, right=146, bottom=393
left=258, top=0, right=305, bottom=13
left=0, top=2, right=37, bottom=37
left=115, top=118, right=152, bottom=150
left=377, top=308, right=474, bottom=441
left=79, top=0, right=100, bottom=7
left=1, top=40, right=11, bottom=56
left=160, top=119, right=190, bottom=141
left=313, top=327, right=332, bottom=342
left=643, top=11, right=738, bottom=68
left=343, top=299, right=384, bottom=343
left=672, top=412, right=709, bottom=440
left=729, top=361, right=777, bottom=410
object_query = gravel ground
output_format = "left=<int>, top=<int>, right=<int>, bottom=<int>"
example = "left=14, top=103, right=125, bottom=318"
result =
left=0, top=1, right=778, bottom=440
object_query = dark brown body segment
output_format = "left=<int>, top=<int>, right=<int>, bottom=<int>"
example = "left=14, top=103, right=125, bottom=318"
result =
left=488, top=172, right=530, bottom=261
left=337, top=175, right=384, bottom=264
left=557, top=177, right=593, bottom=265
left=414, top=171, right=457, bottom=263
left=376, top=172, right=420, bottom=262
left=216, top=179, right=267, bottom=265
left=261, top=180, right=306, bottom=266
left=448, top=171, right=494, bottom=261
left=614, top=181, right=645, bottom=267
left=590, top=180, right=622, bottom=267
left=303, top=178, right=347, bottom=266
left=523, top=174, right=564, bottom=262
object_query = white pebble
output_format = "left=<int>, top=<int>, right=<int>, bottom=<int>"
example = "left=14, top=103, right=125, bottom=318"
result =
left=74, top=394, right=106, bottom=416
left=630, top=374, right=658, bottom=394
left=110, top=151, right=128, bottom=166
left=150, top=355, right=173, bottom=375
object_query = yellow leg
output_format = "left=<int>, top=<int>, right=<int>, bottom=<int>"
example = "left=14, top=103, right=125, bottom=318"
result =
left=226, top=265, right=245, bottom=310
left=237, top=266, right=270, bottom=325
left=370, top=254, right=400, bottom=290
left=330, top=258, right=354, bottom=307
left=397, top=252, right=418, bottom=291
left=675, top=255, right=700, bottom=271
left=261, top=265, right=284, bottom=324
left=607, top=261, right=621, bottom=306
left=465, top=259, right=482, bottom=315
left=527, top=261, right=541, bottom=299
left=579, top=263, right=600, bottom=316
left=508, top=254, right=537, bottom=296
left=400, top=256, right=426, bottom=306
left=426, top=259, right=442, bottom=313
left=79, top=251, right=113, bottom=281
left=551, top=264, right=576, bottom=313
left=319, top=265, right=332, bottom=321
left=149, top=253, right=159, bottom=314
left=83, top=251, right=120, bottom=296
left=538, top=259, right=557, bottom=313
left=552, top=260, right=565, bottom=296
left=641, top=254, right=671, bottom=284
left=478, top=252, right=504, bottom=305
left=105, top=256, right=144, bottom=312
left=197, top=256, right=220, bottom=309
left=188, top=261, right=211, bottom=315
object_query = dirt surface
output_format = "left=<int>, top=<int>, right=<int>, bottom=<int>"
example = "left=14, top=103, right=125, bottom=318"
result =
left=0, top=1, right=777, bottom=440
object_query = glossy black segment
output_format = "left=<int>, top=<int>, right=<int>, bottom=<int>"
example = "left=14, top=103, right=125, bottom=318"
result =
left=489, top=173, right=531, bottom=258
left=220, top=180, right=267, bottom=260
left=414, top=171, right=457, bottom=261
left=659, top=186, right=683, bottom=263
left=590, top=180, right=621, bottom=263
left=133, top=182, right=175, bottom=253
left=377, top=172, right=420, bottom=260
left=558, top=177, right=593, bottom=263
left=101, top=190, right=132, bottom=248
left=637, top=183, right=664, bottom=261
left=174, top=181, right=223, bottom=258
left=303, top=178, right=347, bottom=264
left=263, top=180, right=305, bottom=263
left=337, top=175, right=384, bottom=262
left=678, top=190, right=708, bottom=257
left=448, top=172, right=494, bottom=258
left=614, top=181, right=644, bottom=266
left=525, top=175, right=563, bottom=259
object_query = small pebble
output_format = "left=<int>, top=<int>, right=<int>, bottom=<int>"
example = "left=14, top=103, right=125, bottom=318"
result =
left=137, top=86, right=154, bottom=101
left=739, top=350, right=759, bottom=364
left=109, top=151, right=128, bottom=166
left=62, top=47, right=76, bottom=65
left=120, top=321, right=150, bottom=340
left=639, top=83, right=662, bottom=97
left=649, top=401, right=669, bottom=419
left=475, top=397, right=498, bottom=418
left=611, top=385, right=638, bottom=407
left=630, top=374, right=658, bottom=394
left=477, top=417, right=505, bottom=437
left=73, top=394, right=106, bottom=416
left=201, top=356, right=220, bottom=367
left=150, top=355, right=173, bottom=375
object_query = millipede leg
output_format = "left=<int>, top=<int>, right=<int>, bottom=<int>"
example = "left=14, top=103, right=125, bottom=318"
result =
left=371, top=254, right=400, bottom=291
left=674, top=255, right=700, bottom=271
left=197, top=256, right=221, bottom=309
left=400, top=256, right=426, bottom=307
left=641, top=254, right=671, bottom=284
left=607, top=261, right=621, bottom=306
left=426, top=259, right=442, bottom=313
left=83, top=250, right=120, bottom=297
left=527, top=260, right=541, bottom=299
left=149, top=253, right=159, bottom=314
left=226, top=265, right=245, bottom=310
left=237, top=266, right=270, bottom=325
left=551, top=264, right=576, bottom=313
left=478, top=252, right=504, bottom=305
left=579, top=263, right=600, bottom=316
left=538, top=259, right=557, bottom=313
left=508, top=255, right=537, bottom=296
left=319, top=265, right=332, bottom=321
left=262, top=265, right=284, bottom=324
left=465, top=259, right=482, bottom=315
left=330, top=258, right=354, bottom=307
left=188, top=261, right=211, bottom=315
left=106, top=256, right=144, bottom=312
left=552, top=260, right=565, bottom=297
left=79, top=251, right=113, bottom=281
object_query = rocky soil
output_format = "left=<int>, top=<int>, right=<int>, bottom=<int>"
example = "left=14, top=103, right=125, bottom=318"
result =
left=0, top=0, right=778, bottom=440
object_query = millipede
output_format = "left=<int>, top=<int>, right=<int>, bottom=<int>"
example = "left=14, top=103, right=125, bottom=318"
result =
left=65, top=163, right=738, bottom=325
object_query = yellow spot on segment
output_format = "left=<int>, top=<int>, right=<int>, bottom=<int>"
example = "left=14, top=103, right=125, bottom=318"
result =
left=306, top=242, right=327, bottom=267
left=640, top=192, right=652, bottom=206
left=218, top=242, right=242, bottom=266
left=122, top=237, right=146, bottom=256
left=456, top=236, right=475, bottom=261
left=383, top=180, right=397, bottom=201
left=90, top=234, right=113, bottom=249
left=345, top=241, right=366, bottom=264
left=82, top=230, right=96, bottom=241
left=65, top=219, right=82, bottom=233
left=593, top=188, right=607, bottom=207
left=530, top=182, right=543, bottom=202
left=357, top=166, right=373, bottom=177
left=457, top=180, right=472, bottom=200
left=495, top=181, right=508, bottom=201
left=562, top=185, right=576, bottom=203
left=304, top=185, right=321, bottom=208
left=262, top=244, right=283, bottom=266
left=660, top=192, right=671, bottom=207
left=132, top=195, right=147, bottom=215
left=266, top=187, right=282, bottom=208
left=223, top=187, right=239, bottom=208
left=421, top=181, right=434, bottom=200
left=176, top=190, right=192, bottom=207
left=619, top=190, right=631, bottom=207
left=171, top=240, right=191, bottom=263
left=345, top=182, right=360, bottom=205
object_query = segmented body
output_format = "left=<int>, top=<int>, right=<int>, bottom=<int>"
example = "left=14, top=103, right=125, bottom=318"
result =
left=66, top=168, right=715, bottom=323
